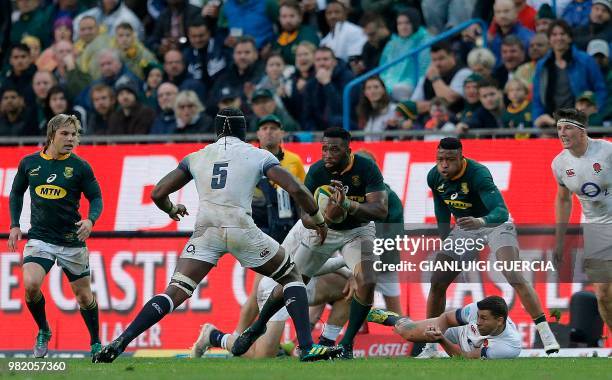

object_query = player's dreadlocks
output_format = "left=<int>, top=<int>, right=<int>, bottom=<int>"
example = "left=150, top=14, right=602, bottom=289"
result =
left=215, top=107, right=247, bottom=144
left=44, top=114, right=82, bottom=150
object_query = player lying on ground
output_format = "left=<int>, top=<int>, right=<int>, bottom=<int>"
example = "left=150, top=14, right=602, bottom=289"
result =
left=419, top=137, right=559, bottom=358
left=232, top=128, right=388, bottom=360
left=552, top=108, right=612, bottom=330
left=8, top=114, right=103, bottom=357
left=93, top=108, right=339, bottom=363
left=368, top=295, right=522, bottom=359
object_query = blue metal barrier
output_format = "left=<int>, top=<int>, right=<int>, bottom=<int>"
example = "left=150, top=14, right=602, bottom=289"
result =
left=342, top=18, right=489, bottom=131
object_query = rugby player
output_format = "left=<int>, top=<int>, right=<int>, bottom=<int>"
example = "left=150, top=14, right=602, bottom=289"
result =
left=419, top=137, right=559, bottom=357
left=552, top=108, right=612, bottom=329
left=8, top=114, right=103, bottom=357
left=368, top=295, right=522, bottom=359
left=233, top=127, right=388, bottom=359
left=93, top=108, right=338, bottom=363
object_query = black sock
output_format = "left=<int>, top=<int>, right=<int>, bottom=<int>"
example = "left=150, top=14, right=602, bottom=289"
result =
left=385, top=313, right=400, bottom=326
left=339, top=296, right=372, bottom=346
left=283, top=283, right=314, bottom=349
left=250, top=286, right=285, bottom=333
left=533, top=314, right=547, bottom=324
left=26, top=292, right=49, bottom=332
left=119, top=294, right=173, bottom=350
left=209, top=329, right=226, bottom=347
left=80, top=299, right=100, bottom=345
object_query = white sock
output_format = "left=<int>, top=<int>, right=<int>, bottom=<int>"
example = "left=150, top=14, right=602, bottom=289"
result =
left=425, top=342, right=438, bottom=350
left=221, top=334, right=230, bottom=350
left=322, top=324, right=343, bottom=341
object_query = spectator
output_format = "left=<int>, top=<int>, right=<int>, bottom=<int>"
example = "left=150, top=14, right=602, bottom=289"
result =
left=74, top=16, right=104, bottom=58
left=515, top=33, right=550, bottom=93
left=36, top=38, right=74, bottom=73
left=488, top=0, right=534, bottom=62
left=148, top=0, right=201, bottom=56
left=48, top=41, right=92, bottom=101
left=183, top=16, right=229, bottom=89
left=35, top=16, right=73, bottom=72
left=535, top=3, right=555, bottom=34
left=379, top=9, right=431, bottom=101
left=274, top=0, right=320, bottom=65
left=32, top=70, right=57, bottom=126
left=575, top=90, right=604, bottom=125
left=301, top=46, right=354, bottom=130
left=21, top=35, right=42, bottom=63
left=150, top=82, right=179, bottom=134
left=215, top=85, right=247, bottom=115
left=411, top=41, right=473, bottom=115
left=10, top=0, right=52, bottom=48
left=249, top=88, right=299, bottom=132
left=356, top=76, right=396, bottom=141
left=514, top=0, right=537, bottom=30
left=586, top=39, right=612, bottom=121
left=532, top=20, right=607, bottom=126
left=282, top=41, right=316, bottom=121
left=0, top=86, right=39, bottom=136
left=320, top=1, right=367, bottom=62
left=43, top=85, right=83, bottom=128
left=110, top=22, right=158, bottom=80
left=173, top=90, right=213, bottom=134
left=456, top=73, right=483, bottom=123
left=90, top=48, right=141, bottom=87
left=209, top=37, right=264, bottom=105
left=143, top=62, right=164, bottom=109
left=88, top=84, right=116, bottom=134
left=572, top=0, right=612, bottom=50
left=162, top=49, right=207, bottom=102
left=74, top=0, right=144, bottom=41
left=562, top=0, right=593, bottom=28
left=467, top=47, right=497, bottom=79
left=502, top=78, right=533, bottom=136
left=257, top=53, right=291, bottom=108
left=219, top=0, right=279, bottom=50
left=423, top=97, right=456, bottom=141
left=361, top=0, right=415, bottom=28
left=421, top=0, right=476, bottom=34
left=458, top=78, right=505, bottom=133
left=107, top=80, right=156, bottom=134
left=360, top=13, right=391, bottom=72
left=4, top=44, right=37, bottom=104
left=387, top=100, right=420, bottom=132
left=493, top=35, right=527, bottom=90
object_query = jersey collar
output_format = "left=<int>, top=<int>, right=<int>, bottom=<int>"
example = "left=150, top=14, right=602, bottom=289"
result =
left=338, top=154, right=355, bottom=175
left=451, top=158, right=467, bottom=181
left=40, top=150, right=71, bottom=161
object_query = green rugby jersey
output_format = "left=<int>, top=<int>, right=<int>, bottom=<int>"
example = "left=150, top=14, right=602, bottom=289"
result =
left=9, top=151, right=103, bottom=247
left=305, top=154, right=386, bottom=230
left=427, top=158, right=509, bottom=238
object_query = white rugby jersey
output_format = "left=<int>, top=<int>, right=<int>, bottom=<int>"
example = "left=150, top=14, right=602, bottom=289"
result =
left=179, top=137, right=280, bottom=228
left=447, top=302, right=522, bottom=359
left=551, top=138, right=612, bottom=223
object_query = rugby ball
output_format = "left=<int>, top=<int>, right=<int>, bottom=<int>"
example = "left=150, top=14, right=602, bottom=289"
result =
left=314, top=185, right=347, bottom=224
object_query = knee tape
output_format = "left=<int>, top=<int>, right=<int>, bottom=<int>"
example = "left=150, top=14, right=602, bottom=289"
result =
left=169, top=272, right=198, bottom=297
left=270, top=250, right=295, bottom=282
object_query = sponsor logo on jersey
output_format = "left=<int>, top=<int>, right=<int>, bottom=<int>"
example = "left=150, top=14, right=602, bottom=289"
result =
left=35, top=184, right=67, bottom=199
left=581, top=182, right=601, bottom=197
left=64, top=167, right=73, bottom=178
left=566, top=169, right=575, bottom=177
left=593, top=163, right=602, bottom=174
left=352, top=175, right=361, bottom=186
left=450, top=192, right=458, bottom=200
left=437, top=184, right=445, bottom=193
left=46, top=174, right=57, bottom=183
left=29, top=166, right=41, bottom=176
left=461, top=182, right=469, bottom=194
left=444, top=199, right=473, bottom=210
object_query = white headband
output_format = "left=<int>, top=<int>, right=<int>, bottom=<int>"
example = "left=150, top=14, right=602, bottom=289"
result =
left=557, top=118, right=586, bottom=130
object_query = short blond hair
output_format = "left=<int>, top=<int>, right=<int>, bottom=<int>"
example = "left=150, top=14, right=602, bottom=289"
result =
left=174, top=90, right=204, bottom=114
left=504, top=78, right=528, bottom=95
left=45, top=114, right=81, bottom=148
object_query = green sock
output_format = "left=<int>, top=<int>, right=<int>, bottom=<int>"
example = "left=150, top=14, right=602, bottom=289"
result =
left=339, top=296, right=371, bottom=346
left=79, top=299, right=100, bottom=345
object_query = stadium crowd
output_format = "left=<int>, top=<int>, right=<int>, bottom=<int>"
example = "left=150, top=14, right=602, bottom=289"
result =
left=0, top=0, right=611, bottom=140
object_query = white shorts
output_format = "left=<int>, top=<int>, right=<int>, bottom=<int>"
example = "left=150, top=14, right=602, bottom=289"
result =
left=440, top=222, right=519, bottom=261
left=180, top=226, right=280, bottom=268
left=23, top=239, right=90, bottom=281
left=294, top=223, right=377, bottom=277
left=257, top=275, right=318, bottom=322
left=583, top=223, right=612, bottom=261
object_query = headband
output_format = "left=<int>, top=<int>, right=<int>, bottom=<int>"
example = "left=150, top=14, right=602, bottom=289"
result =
left=557, top=118, right=585, bottom=130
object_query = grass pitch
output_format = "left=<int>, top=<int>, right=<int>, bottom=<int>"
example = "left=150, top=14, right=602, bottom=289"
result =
left=1, top=357, right=610, bottom=380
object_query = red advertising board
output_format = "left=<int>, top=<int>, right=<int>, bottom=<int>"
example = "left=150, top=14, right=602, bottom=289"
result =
left=0, top=140, right=605, bottom=351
